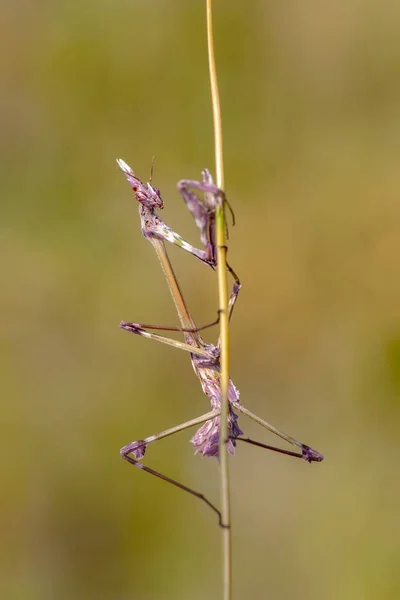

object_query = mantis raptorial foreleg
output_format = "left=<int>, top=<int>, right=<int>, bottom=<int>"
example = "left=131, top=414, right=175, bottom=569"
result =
left=117, top=159, right=242, bottom=321
left=142, top=206, right=241, bottom=315
left=177, top=171, right=241, bottom=319
left=143, top=222, right=214, bottom=268
left=119, top=160, right=241, bottom=304
left=177, top=170, right=235, bottom=250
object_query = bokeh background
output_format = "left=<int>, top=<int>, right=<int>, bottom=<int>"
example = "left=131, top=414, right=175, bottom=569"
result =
left=2, top=1, right=400, bottom=599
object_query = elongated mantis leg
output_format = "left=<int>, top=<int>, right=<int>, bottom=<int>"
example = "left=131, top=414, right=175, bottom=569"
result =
left=225, top=264, right=241, bottom=322
left=121, top=409, right=219, bottom=454
left=232, top=437, right=322, bottom=462
left=121, top=409, right=226, bottom=525
left=120, top=308, right=239, bottom=351
left=120, top=311, right=246, bottom=357
left=233, top=437, right=305, bottom=459
left=122, top=455, right=225, bottom=526
left=232, top=403, right=324, bottom=463
left=120, top=315, right=221, bottom=335
left=119, top=320, right=220, bottom=362
left=120, top=322, right=214, bottom=359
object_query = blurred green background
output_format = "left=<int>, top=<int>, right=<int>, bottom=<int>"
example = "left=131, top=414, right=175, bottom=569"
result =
left=2, top=1, right=400, bottom=598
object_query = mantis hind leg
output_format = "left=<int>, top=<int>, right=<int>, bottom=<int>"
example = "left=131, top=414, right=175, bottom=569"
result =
left=120, top=409, right=229, bottom=527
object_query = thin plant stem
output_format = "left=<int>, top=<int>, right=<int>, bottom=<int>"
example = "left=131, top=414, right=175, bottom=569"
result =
left=206, top=1, right=224, bottom=190
left=206, top=2, right=232, bottom=599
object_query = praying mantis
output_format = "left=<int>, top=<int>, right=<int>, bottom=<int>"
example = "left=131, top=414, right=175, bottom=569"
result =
left=117, top=158, right=323, bottom=525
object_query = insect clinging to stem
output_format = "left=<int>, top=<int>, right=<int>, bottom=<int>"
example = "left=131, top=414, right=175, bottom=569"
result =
left=117, top=158, right=323, bottom=525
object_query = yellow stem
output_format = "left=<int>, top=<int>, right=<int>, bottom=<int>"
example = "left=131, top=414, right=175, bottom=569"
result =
left=206, top=1, right=224, bottom=190
left=206, top=2, right=232, bottom=599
